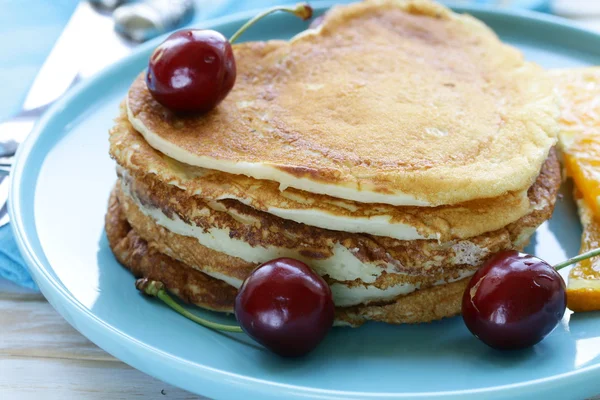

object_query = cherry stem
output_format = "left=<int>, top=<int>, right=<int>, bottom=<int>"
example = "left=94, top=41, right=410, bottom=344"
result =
left=229, top=3, right=313, bottom=44
left=553, top=247, right=600, bottom=271
left=136, top=279, right=243, bottom=333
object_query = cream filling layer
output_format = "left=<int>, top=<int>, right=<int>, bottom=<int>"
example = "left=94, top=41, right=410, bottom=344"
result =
left=122, top=179, right=391, bottom=282
left=121, top=181, right=475, bottom=306
left=202, top=265, right=473, bottom=307
left=252, top=205, right=432, bottom=241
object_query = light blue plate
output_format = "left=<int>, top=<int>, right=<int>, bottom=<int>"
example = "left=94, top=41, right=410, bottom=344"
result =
left=10, top=3, right=600, bottom=399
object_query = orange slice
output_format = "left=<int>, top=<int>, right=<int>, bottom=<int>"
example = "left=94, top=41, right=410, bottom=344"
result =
left=566, top=196, right=600, bottom=312
left=553, top=67, right=600, bottom=311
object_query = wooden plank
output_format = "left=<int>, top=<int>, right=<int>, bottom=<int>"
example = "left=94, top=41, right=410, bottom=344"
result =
left=0, top=290, right=113, bottom=361
left=0, top=356, right=203, bottom=399
left=0, top=278, right=206, bottom=398
left=0, top=277, right=38, bottom=294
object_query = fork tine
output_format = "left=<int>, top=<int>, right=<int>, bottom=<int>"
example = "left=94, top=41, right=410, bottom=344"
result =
left=0, top=156, right=14, bottom=165
left=0, top=176, right=9, bottom=227
left=0, top=201, right=8, bottom=227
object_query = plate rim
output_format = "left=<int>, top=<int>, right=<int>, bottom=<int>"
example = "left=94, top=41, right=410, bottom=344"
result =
left=9, top=3, right=600, bottom=399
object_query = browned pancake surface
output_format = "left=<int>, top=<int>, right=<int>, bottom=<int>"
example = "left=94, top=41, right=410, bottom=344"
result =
left=115, top=148, right=560, bottom=287
left=105, top=189, right=237, bottom=312
left=127, top=0, right=557, bottom=206
left=106, top=188, right=469, bottom=325
left=111, top=112, right=535, bottom=241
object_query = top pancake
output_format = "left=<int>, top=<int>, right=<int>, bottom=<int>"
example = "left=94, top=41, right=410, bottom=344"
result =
left=127, top=0, right=558, bottom=207
left=111, top=109, right=535, bottom=241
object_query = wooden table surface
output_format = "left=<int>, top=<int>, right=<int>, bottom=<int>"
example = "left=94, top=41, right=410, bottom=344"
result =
left=0, top=279, right=204, bottom=399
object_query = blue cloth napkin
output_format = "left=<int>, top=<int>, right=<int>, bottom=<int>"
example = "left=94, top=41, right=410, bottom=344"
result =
left=0, top=224, right=37, bottom=290
left=0, top=0, right=550, bottom=290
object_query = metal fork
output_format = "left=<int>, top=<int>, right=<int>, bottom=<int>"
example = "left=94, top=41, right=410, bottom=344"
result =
left=0, top=157, right=12, bottom=227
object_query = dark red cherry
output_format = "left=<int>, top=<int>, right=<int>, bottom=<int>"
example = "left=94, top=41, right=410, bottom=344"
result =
left=462, top=250, right=567, bottom=350
left=234, top=258, right=335, bottom=357
left=145, top=4, right=312, bottom=114
left=146, top=29, right=236, bottom=113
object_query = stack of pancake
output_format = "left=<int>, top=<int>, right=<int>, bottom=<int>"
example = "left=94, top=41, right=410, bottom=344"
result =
left=105, top=0, right=561, bottom=326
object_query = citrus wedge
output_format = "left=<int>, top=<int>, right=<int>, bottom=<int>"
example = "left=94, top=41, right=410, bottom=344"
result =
left=566, top=196, right=600, bottom=311
left=553, top=67, right=600, bottom=312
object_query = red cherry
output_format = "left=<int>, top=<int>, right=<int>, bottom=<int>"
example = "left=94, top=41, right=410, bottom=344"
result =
left=234, top=258, right=335, bottom=357
left=146, top=29, right=236, bottom=113
left=144, top=4, right=313, bottom=114
left=462, top=250, right=567, bottom=350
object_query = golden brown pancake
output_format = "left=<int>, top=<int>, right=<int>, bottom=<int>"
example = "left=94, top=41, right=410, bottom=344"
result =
left=111, top=110, right=534, bottom=242
left=127, top=0, right=558, bottom=207
left=117, top=181, right=473, bottom=306
left=105, top=189, right=237, bottom=312
left=111, top=145, right=559, bottom=307
left=105, top=187, right=471, bottom=325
